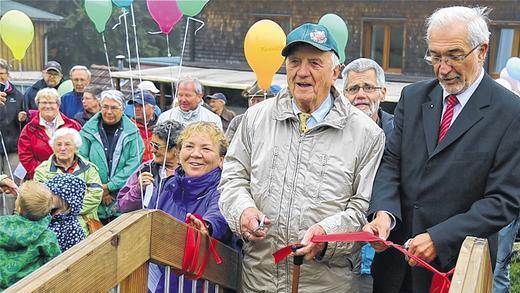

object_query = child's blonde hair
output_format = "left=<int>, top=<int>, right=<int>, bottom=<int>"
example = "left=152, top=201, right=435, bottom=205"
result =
left=15, top=181, right=53, bottom=221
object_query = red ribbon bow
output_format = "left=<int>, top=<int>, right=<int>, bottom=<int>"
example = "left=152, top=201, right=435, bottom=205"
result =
left=272, top=231, right=454, bottom=293
left=181, top=213, right=222, bottom=280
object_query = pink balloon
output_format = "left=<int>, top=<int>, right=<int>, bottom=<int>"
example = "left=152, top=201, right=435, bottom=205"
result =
left=147, top=0, right=183, bottom=34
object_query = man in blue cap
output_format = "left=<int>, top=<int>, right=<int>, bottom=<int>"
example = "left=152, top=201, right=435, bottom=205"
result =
left=219, top=23, right=385, bottom=292
left=129, top=90, right=158, bottom=162
left=205, top=92, right=236, bottom=132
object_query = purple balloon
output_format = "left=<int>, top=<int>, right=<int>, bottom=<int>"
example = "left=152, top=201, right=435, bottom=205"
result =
left=147, top=0, right=183, bottom=34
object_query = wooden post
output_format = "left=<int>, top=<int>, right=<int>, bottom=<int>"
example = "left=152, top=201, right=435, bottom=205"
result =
left=120, top=262, right=149, bottom=293
left=449, top=237, right=493, bottom=293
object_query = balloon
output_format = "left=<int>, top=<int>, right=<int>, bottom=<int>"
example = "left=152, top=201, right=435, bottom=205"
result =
left=57, top=80, right=73, bottom=97
left=495, top=78, right=512, bottom=91
left=319, top=14, right=349, bottom=63
left=244, top=20, right=286, bottom=90
left=0, top=10, right=34, bottom=60
left=506, top=57, right=520, bottom=81
left=500, top=68, right=520, bottom=93
left=112, top=0, right=133, bottom=9
left=147, top=0, right=183, bottom=34
left=85, top=0, right=113, bottom=33
left=178, top=0, right=209, bottom=17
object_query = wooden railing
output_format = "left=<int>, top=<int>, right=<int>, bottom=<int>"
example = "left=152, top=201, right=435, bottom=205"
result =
left=5, top=210, right=240, bottom=292
left=5, top=208, right=492, bottom=292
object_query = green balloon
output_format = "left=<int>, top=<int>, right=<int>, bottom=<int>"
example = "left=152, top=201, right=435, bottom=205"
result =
left=319, top=13, right=349, bottom=63
left=177, top=0, right=209, bottom=17
left=85, top=0, right=113, bottom=33
left=57, top=80, right=73, bottom=97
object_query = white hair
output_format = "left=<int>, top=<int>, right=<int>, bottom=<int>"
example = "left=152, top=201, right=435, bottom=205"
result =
left=177, top=77, right=204, bottom=95
left=342, top=58, right=386, bottom=91
left=35, top=88, right=61, bottom=106
left=69, top=65, right=92, bottom=80
left=426, top=6, right=490, bottom=47
left=330, top=53, right=340, bottom=68
left=100, top=90, right=125, bottom=108
left=50, top=127, right=82, bottom=149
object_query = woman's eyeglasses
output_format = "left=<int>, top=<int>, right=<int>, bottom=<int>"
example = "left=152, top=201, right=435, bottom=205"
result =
left=150, top=141, right=167, bottom=150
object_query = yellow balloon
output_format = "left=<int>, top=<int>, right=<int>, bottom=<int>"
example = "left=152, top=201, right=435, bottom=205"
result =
left=244, top=20, right=286, bottom=90
left=0, top=10, right=34, bottom=60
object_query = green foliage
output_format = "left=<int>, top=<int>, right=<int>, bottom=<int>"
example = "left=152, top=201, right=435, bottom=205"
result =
left=512, top=247, right=520, bottom=292
left=16, top=0, right=182, bottom=76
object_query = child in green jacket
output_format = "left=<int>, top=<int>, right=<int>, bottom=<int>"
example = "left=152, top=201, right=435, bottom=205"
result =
left=0, top=181, right=61, bottom=290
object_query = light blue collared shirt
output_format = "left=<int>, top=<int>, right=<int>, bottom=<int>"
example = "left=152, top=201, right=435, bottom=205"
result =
left=292, top=93, right=334, bottom=129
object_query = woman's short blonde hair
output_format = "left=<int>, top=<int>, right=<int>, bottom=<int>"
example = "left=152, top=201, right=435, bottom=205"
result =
left=16, top=181, right=53, bottom=221
left=35, top=88, right=61, bottom=106
left=177, top=122, right=229, bottom=157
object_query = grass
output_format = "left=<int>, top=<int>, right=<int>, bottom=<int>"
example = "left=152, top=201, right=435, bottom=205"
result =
left=511, top=243, right=520, bottom=292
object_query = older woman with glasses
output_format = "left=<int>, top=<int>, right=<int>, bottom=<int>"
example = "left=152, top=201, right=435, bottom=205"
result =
left=34, top=128, right=103, bottom=236
left=117, top=120, right=184, bottom=212
left=147, top=122, right=233, bottom=293
left=79, top=90, right=144, bottom=224
left=18, top=88, right=81, bottom=179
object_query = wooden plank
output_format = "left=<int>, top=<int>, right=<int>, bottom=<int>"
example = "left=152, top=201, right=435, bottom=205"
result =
left=120, top=262, right=149, bottom=293
left=6, top=211, right=153, bottom=293
left=150, top=211, right=240, bottom=290
left=449, top=237, right=493, bottom=293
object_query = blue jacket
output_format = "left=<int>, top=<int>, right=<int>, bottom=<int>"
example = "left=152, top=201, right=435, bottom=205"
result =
left=60, top=91, right=84, bottom=118
left=148, top=167, right=232, bottom=293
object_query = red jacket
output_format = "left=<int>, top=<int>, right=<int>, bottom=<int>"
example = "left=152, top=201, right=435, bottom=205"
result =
left=133, top=119, right=154, bottom=162
left=18, top=112, right=81, bottom=179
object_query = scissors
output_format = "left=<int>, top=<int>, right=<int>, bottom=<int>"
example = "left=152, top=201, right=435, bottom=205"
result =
left=254, top=215, right=267, bottom=232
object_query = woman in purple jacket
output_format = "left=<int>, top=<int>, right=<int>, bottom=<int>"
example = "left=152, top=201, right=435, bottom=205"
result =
left=146, top=121, right=232, bottom=293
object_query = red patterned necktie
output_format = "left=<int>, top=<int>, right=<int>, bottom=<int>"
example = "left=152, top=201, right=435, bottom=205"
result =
left=438, top=95, right=459, bottom=143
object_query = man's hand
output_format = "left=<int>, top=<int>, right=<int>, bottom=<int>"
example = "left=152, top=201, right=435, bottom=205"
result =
left=239, top=207, right=271, bottom=242
left=0, top=177, right=18, bottom=194
left=101, top=184, right=112, bottom=205
left=294, top=224, right=327, bottom=261
left=407, top=232, right=437, bottom=266
left=18, top=111, right=27, bottom=122
left=362, top=211, right=392, bottom=252
left=0, top=92, right=6, bottom=106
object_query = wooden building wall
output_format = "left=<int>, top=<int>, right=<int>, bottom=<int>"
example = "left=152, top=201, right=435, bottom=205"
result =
left=0, top=21, right=47, bottom=71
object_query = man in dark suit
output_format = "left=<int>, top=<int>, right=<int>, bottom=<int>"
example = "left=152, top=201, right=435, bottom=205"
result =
left=364, top=6, right=520, bottom=292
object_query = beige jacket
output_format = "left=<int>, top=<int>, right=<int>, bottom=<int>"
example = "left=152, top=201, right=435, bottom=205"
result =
left=219, top=87, right=385, bottom=292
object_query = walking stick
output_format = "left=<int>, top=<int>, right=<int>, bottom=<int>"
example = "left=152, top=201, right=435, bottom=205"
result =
left=291, top=245, right=304, bottom=293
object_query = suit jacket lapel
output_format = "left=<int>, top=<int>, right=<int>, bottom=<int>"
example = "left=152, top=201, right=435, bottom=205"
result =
left=422, top=85, right=443, bottom=157
left=431, top=75, right=492, bottom=158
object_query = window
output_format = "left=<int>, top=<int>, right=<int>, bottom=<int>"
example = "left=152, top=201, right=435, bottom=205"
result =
left=363, top=21, right=405, bottom=73
left=488, top=25, right=520, bottom=77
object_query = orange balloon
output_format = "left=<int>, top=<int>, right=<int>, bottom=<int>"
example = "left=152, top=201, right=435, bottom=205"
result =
left=244, top=20, right=286, bottom=90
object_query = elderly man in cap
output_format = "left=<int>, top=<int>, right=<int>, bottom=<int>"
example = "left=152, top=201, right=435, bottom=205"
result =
left=24, top=61, right=64, bottom=111
left=206, top=92, right=236, bottom=132
left=157, top=76, right=222, bottom=129
left=73, top=85, right=103, bottom=126
left=129, top=90, right=158, bottom=162
left=219, top=23, right=385, bottom=292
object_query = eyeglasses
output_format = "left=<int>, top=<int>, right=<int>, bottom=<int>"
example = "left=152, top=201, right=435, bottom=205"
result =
left=101, top=105, right=122, bottom=112
left=39, top=101, right=58, bottom=106
left=424, top=44, right=481, bottom=66
left=344, top=85, right=382, bottom=95
left=149, top=141, right=168, bottom=150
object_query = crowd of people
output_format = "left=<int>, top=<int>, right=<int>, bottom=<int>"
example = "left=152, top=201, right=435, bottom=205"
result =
left=0, top=5, right=519, bottom=293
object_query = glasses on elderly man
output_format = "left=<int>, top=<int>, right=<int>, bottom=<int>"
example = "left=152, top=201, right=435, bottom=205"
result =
left=344, top=85, right=383, bottom=95
left=424, top=44, right=481, bottom=66
left=101, top=105, right=122, bottom=112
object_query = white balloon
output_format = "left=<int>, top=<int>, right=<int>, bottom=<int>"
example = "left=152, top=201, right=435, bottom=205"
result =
left=495, top=78, right=512, bottom=91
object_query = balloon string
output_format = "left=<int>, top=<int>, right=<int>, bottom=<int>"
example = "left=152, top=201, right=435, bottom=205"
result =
left=112, top=10, right=128, bottom=30
left=165, top=33, right=176, bottom=117
left=101, top=33, right=115, bottom=88
left=173, top=17, right=191, bottom=109
left=0, top=130, right=14, bottom=180
left=189, top=17, right=205, bottom=35
left=130, top=4, right=148, bottom=209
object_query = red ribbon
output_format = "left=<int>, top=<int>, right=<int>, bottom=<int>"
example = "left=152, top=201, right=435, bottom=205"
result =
left=272, top=231, right=454, bottom=293
left=181, top=213, right=222, bottom=280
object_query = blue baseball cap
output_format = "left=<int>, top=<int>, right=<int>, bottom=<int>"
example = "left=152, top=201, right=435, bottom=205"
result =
left=128, top=90, right=156, bottom=106
left=206, top=92, right=227, bottom=103
left=281, top=23, right=339, bottom=58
